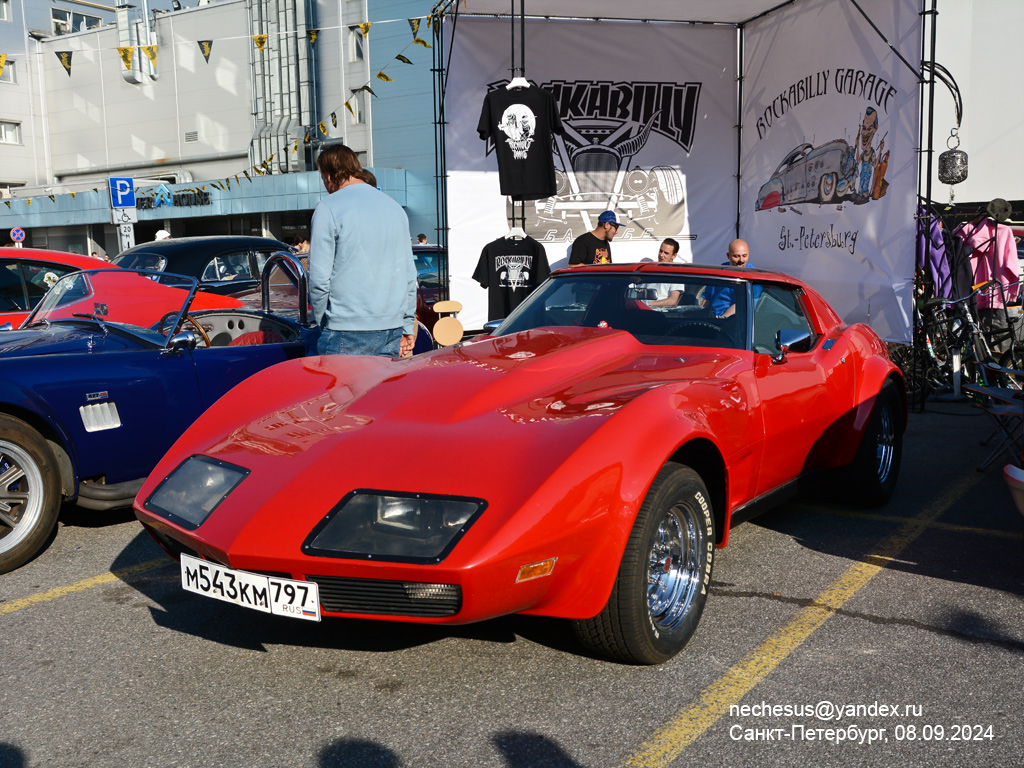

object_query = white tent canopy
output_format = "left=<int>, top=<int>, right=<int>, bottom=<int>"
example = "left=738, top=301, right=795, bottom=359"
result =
left=436, top=0, right=795, bottom=24
left=436, top=0, right=927, bottom=341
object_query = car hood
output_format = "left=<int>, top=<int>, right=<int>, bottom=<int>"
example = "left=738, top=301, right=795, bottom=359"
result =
left=175, top=327, right=748, bottom=478
left=0, top=324, right=108, bottom=357
left=143, top=326, right=753, bottom=561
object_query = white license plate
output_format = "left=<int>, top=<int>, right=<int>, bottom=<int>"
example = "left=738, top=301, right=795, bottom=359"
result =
left=180, top=553, right=320, bottom=622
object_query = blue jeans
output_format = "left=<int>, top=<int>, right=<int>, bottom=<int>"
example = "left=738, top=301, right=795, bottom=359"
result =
left=317, top=327, right=403, bottom=357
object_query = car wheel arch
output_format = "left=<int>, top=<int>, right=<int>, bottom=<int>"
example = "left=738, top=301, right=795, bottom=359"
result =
left=0, top=405, right=77, bottom=498
left=667, top=437, right=728, bottom=545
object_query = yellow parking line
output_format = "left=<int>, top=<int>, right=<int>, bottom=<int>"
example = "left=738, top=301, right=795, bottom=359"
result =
left=619, top=471, right=985, bottom=768
left=0, top=557, right=171, bottom=616
left=795, top=505, right=1021, bottom=540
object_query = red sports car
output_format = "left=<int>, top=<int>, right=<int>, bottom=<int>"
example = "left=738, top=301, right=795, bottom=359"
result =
left=0, top=247, right=111, bottom=327
left=134, top=263, right=904, bottom=664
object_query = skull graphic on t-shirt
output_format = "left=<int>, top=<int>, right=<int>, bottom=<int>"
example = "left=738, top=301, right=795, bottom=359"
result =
left=499, top=104, right=537, bottom=160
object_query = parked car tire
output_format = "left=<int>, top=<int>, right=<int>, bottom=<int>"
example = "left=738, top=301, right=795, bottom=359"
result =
left=848, top=380, right=903, bottom=507
left=573, top=463, right=714, bottom=664
left=0, top=415, right=62, bottom=573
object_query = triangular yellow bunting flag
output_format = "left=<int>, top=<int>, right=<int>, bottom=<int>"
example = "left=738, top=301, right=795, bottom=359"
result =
left=351, top=84, right=376, bottom=97
left=243, top=170, right=251, bottom=182
left=395, top=54, right=413, bottom=65
left=358, top=22, right=371, bottom=39
left=408, top=18, right=420, bottom=37
left=141, top=45, right=157, bottom=67
left=70, top=192, right=76, bottom=199
left=25, top=198, right=32, bottom=207
left=307, top=30, right=318, bottom=46
left=3, top=201, right=9, bottom=208
left=56, top=51, right=73, bottom=76
left=330, top=112, right=337, bottom=128
left=319, top=120, right=327, bottom=135
left=293, top=140, right=298, bottom=153
left=117, top=46, right=134, bottom=70
left=48, top=195, right=55, bottom=202
left=253, top=34, right=268, bottom=52
left=344, top=100, right=355, bottom=118
left=376, top=71, right=393, bottom=83
left=413, top=38, right=431, bottom=49
left=198, top=41, right=213, bottom=62
left=0, top=54, right=6, bottom=80
left=303, top=131, right=311, bottom=144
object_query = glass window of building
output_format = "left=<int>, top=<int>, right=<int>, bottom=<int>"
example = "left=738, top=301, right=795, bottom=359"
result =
left=1, top=0, right=11, bottom=22
left=348, top=26, right=364, bottom=62
left=52, top=9, right=101, bottom=35
left=0, top=59, right=14, bottom=83
left=0, top=121, right=21, bottom=144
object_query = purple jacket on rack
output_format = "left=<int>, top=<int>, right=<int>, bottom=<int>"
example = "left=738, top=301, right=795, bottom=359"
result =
left=917, top=207, right=951, bottom=298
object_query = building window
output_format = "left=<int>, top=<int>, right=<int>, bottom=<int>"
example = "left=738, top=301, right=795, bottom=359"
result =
left=349, top=90, right=366, bottom=125
left=52, top=8, right=101, bottom=36
left=1, top=0, right=11, bottom=22
left=348, top=26, right=364, bottom=62
left=0, top=121, right=21, bottom=144
left=0, top=59, right=14, bottom=83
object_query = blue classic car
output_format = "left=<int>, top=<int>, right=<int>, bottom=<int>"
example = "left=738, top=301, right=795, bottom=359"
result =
left=0, top=253, right=316, bottom=573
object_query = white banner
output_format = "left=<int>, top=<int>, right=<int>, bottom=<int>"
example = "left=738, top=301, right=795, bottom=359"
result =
left=446, top=18, right=738, bottom=330
left=740, top=0, right=922, bottom=342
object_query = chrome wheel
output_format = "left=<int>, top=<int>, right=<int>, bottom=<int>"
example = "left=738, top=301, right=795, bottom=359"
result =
left=0, top=441, right=46, bottom=555
left=573, top=464, right=714, bottom=665
left=875, top=402, right=896, bottom=485
left=647, top=505, right=701, bottom=632
left=0, top=415, right=62, bottom=573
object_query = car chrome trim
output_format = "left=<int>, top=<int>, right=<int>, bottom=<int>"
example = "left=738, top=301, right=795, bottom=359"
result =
left=79, top=402, right=122, bottom=433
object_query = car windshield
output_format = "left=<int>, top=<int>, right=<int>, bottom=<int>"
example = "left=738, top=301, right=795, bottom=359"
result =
left=494, top=272, right=750, bottom=349
left=26, top=269, right=198, bottom=344
left=112, top=252, right=167, bottom=271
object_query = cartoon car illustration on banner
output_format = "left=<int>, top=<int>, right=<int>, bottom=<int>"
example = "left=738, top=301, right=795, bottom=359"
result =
left=134, top=262, right=905, bottom=666
left=756, top=139, right=857, bottom=210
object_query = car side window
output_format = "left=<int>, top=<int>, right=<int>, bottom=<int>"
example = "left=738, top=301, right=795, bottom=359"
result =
left=203, top=252, right=253, bottom=282
left=0, top=260, right=27, bottom=310
left=23, top=262, right=78, bottom=306
left=113, top=253, right=166, bottom=271
left=752, top=284, right=815, bottom=354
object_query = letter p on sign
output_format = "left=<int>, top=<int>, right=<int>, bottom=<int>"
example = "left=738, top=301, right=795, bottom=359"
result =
left=109, top=177, right=136, bottom=209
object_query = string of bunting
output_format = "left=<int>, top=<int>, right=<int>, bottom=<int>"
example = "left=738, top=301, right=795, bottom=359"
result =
left=2, top=16, right=440, bottom=210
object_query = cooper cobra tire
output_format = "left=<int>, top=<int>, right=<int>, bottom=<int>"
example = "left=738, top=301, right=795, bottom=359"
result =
left=652, top=166, right=684, bottom=205
left=573, top=463, right=714, bottom=665
left=848, top=380, right=903, bottom=507
left=0, top=415, right=62, bottom=573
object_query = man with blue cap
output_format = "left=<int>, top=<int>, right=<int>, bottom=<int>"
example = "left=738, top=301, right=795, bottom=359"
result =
left=569, top=210, right=620, bottom=265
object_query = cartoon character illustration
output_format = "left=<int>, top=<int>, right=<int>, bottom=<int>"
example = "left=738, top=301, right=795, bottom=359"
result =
left=755, top=105, right=890, bottom=212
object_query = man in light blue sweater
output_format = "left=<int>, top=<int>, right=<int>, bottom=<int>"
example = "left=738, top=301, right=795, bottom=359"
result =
left=310, top=144, right=417, bottom=357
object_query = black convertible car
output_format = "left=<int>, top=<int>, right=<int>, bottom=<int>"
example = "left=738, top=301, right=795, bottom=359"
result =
left=113, top=236, right=290, bottom=295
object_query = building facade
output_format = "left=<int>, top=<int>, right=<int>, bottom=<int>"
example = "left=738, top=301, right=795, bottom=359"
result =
left=0, top=0, right=438, bottom=256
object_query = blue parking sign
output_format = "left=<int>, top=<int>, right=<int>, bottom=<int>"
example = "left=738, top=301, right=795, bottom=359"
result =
left=109, top=177, right=136, bottom=208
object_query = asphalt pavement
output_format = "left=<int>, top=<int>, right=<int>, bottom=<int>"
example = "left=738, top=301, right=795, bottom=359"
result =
left=1, top=399, right=1022, bottom=768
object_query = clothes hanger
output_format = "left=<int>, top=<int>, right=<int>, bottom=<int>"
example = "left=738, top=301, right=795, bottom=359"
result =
left=505, top=200, right=527, bottom=239
left=506, top=77, right=530, bottom=90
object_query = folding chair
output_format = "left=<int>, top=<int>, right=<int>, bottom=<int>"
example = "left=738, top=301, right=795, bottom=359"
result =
left=961, top=372, right=1024, bottom=472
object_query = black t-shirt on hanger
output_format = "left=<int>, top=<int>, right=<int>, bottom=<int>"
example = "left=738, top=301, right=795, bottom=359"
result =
left=477, top=85, right=564, bottom=201
left=473, top=236, right=550, bottom=320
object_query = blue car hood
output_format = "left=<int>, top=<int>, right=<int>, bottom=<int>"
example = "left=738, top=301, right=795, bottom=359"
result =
left=0, top=325, right=110, bottom=358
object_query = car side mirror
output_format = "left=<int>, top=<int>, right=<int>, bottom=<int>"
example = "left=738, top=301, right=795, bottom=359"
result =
left=772, top=328, right=813, bottom=363
left=165, top=329, right=199, bottom=352
left=0, top=322, right=13, bottom=332
left=482, top=319, right=504, bottom=334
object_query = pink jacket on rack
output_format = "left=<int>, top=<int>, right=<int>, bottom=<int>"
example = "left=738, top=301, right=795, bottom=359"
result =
left=955, top=217, right=1020, bottom=309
